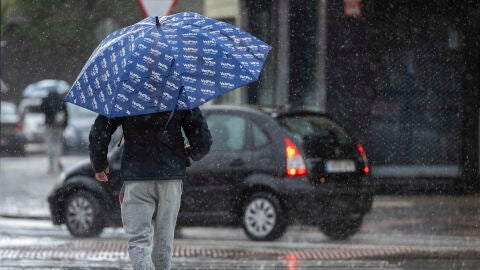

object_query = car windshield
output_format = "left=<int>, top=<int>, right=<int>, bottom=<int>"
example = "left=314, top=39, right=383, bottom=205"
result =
left=23, top=104, right=43, bottom=113
left=22, top=80, right=70, bottom=98
left=24, top=86, right=52, bottom=96
left=277, top=114, right=352, bottom=144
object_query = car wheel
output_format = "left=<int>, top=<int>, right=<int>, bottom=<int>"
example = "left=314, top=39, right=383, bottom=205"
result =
left=65, top=190, right=105, bottom=237
left=242, top=192, right=287, bottom=241
left=320, top=216, right=363, bottom=240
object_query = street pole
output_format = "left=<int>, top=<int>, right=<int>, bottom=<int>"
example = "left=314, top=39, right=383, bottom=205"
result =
left=275, top=0, right=290, bottom=107
left=314, top=0, right=327, bottom=113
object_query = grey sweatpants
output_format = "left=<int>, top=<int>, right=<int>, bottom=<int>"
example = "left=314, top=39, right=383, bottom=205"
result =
left=121, top=180, right=182, bottom=270
left=44, top=126, right=64, bottom=172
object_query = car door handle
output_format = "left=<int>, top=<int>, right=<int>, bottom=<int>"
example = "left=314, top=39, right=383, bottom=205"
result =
left=229, top=158, right=245, bottom=167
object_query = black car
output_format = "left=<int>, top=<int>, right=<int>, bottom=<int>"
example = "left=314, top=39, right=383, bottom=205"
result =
left=0, top=101, right=26, bottom=155
left=48, top=105, right=373, bottom=241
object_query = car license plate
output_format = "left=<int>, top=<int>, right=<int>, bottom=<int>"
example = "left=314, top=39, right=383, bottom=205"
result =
left=325, top=160, right=356, bottom=173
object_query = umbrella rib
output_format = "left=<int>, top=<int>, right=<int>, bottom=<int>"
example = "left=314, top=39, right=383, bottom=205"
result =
left=106, top=25, right=161, bottom=118
left=152, top=27, right=178, bottom=113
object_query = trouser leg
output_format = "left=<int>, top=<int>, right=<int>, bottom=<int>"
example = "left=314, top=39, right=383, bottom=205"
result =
left=44, top=127, right=54, bottom=171
left=152, top=180, right=182, bottom=270
left=44, top=127, right=63, bottom=172
left=51, top=128, right=64, bottom=171
left=121, top=181, right=156, bottom=270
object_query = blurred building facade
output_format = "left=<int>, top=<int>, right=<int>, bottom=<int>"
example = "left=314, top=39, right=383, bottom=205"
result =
left=176, top=0, right=479, bottom=190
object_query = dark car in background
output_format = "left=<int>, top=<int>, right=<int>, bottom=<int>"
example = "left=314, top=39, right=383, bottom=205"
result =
left=0, top=101, right=26, bottom=155
left=63, top=105, right=99, bottom=153
left=48, top=105, right=373, bottom=241
left=63, top=104, right=122, bottom=153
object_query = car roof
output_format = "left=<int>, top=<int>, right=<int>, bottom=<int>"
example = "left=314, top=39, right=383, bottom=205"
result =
left=202, top=104, right=271, bottom=115
left=201, top=104, right=328, bottom=119
left=22, top=79, right=70, bottom=98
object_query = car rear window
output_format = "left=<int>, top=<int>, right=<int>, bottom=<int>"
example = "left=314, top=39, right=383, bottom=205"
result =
left=276, top=114, right=352, bottom=144
left=23, top=86, right=61, bottom=97
left=207, top=113, right=246, bottom=151
left=23, top=105, right=43, bottom=113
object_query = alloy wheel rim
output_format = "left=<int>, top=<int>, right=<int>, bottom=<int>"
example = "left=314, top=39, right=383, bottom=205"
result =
left=244, top=198, right=277, bottom=237
left=66, top=196, right=94, bottom=233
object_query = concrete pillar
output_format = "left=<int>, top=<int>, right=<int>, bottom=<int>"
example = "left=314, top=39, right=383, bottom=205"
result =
left=311, top=0, right=328, bottom=112
left=274, top=0, right=290, bottom=107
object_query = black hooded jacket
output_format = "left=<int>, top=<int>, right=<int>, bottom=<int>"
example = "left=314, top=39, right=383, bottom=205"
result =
left=89, top=108, right=212, bottom=181
left=40, top=92, right=68, bottom=128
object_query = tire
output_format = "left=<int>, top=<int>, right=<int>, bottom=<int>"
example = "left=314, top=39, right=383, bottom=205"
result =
left=320, top=216, right=363, bottom=240
left=242, top=192, right=287, bottom=241
left=65, top=190, right=105, bottom=237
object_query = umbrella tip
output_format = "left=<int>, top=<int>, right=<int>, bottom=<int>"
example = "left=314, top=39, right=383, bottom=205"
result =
left=155, top=16, right=160, bottom=26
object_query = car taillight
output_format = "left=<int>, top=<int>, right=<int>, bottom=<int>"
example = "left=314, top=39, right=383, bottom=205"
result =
left=357, top=144, right=370, bottom=174
left=285, top=137, right=307, bottom=177
left=16, top=122, right=24, bottom=131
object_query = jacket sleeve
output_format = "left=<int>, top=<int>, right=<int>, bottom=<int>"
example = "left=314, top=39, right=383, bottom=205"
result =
left=89, top=115, right=120, bottom=173
left=182, top=108, right=212, bottom=161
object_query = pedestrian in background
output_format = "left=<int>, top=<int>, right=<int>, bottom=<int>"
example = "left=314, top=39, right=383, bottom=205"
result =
left=89, top=109, right=212, bottom=270
left=40, top=91, right=68, bottom=174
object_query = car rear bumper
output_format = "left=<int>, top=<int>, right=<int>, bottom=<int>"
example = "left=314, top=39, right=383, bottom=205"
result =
left=276, top=175, right=374, bottom=224
left=0, top=133, right=26, bottom=148
left=24, top=132, right=44, bottom=143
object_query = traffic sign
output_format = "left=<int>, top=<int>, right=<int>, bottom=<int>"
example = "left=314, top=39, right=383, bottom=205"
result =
left=136, top=0, right=178, bottom=17
left=344, top=0, right=361, bottom=18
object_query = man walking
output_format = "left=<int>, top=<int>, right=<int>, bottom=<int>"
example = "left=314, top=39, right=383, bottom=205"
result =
left=40, top=91, right=68, bottom=174
left=89, top=108, right=212, bottom=270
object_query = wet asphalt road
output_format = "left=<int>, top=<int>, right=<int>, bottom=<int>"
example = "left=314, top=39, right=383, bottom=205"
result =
left=1, top=216, right=479, bottom=270
left=0, top=150, right=479, bottom=269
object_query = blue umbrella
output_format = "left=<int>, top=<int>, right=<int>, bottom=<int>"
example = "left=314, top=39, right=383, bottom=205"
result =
left=65, top=12, right=271, bottom=119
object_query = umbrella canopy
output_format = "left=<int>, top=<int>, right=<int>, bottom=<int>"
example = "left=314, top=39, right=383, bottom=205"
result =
left=65, top=12, right=271, bottom=118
